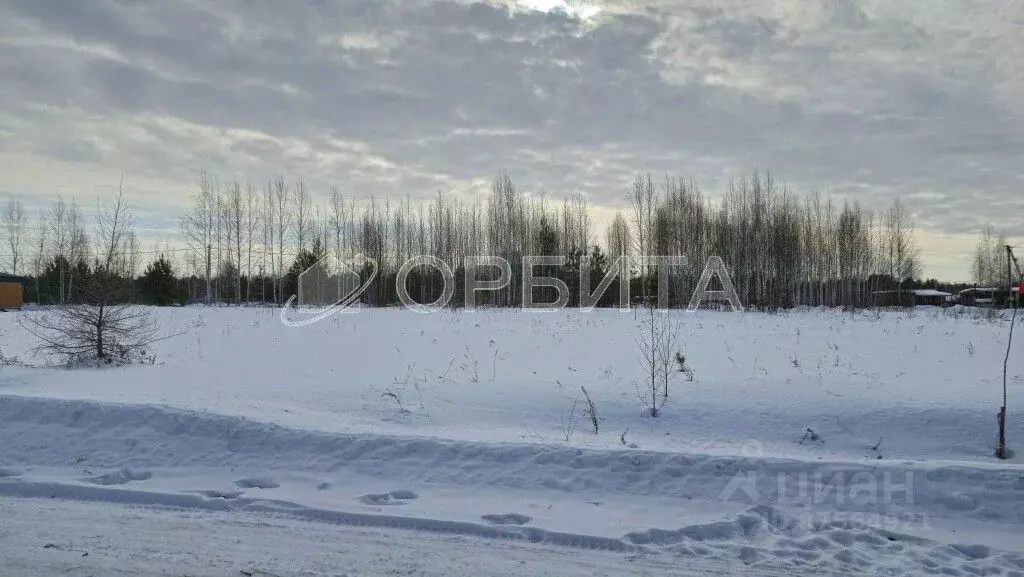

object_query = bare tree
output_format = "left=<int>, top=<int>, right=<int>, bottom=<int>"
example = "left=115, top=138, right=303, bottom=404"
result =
left=634, top=305, right=684, bottom=417
left=262, top=179, right=276, bottom=302
left=47, top=197, right=71, bottom=303
left=881, top=198, right=921, bottom=291
left=2, top=196, right=27, bottom=274
left=295, top=176, right=310, bottom=254
left=606, top=211, right=632, bottom=264
left=630, top=173, right=658, bottom=297
left=22, top=186, right=160, bottom=365
left=972, top=224, right=1008, bottom=287
left=329, top=185, right=346, bottom=267
left=486, top=171, right=526, bottom=306
left=31, top=209, right=48, bottom=302
left=228, top=180, right=244, bottom=302
left=181, top=171, right=217, bottom=303
left=274, top=175, right=291, bottom=303
left=244, top=183, right=260, bottom=302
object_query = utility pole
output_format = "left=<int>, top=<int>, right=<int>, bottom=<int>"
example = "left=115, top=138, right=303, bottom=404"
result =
left=997, top=245, right=1022, bottom=459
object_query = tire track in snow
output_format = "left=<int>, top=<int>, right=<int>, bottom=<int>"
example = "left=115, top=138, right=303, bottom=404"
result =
left=0, top=479, right=638, bottom=553
left=2, top=480, right=1023, bottom=577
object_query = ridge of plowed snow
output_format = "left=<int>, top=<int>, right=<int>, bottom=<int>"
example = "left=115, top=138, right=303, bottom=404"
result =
left=3, top=394, right=1023, bottom=528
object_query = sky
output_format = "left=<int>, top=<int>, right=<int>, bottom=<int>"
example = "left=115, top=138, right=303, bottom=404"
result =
left=0, top=0, right=1021, bottom=281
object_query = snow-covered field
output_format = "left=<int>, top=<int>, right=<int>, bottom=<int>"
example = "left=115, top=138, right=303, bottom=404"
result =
left=1, top=306, right=1023, bottom=576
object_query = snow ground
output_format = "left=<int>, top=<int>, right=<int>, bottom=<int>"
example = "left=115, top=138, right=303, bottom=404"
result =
left=1, top=306, right=1023, bottom=575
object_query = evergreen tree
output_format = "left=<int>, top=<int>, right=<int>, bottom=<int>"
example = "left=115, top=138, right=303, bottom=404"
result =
left=284, top=237, right=328, bottom=303
left=140, top=254, right=182, bottom=306
left=587, top=244, right=618, bottom=307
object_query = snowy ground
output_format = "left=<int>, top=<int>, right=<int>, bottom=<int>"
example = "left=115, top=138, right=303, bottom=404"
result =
left=1, top=306, right=1023, bottom=575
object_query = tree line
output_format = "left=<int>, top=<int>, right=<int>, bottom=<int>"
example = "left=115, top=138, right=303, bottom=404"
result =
left=0, top=168, right=1007, bottom=309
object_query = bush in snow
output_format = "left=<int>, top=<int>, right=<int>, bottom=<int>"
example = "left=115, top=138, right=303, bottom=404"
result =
left=634, top=304, right=687, bottom=417
left=20, top=190, right=163, bottom=367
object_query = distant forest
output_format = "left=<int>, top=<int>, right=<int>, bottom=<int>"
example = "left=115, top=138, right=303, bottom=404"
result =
left=0, top=169, right=1012, bottom=309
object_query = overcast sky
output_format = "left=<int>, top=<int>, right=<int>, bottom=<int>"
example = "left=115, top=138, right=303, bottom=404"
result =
left=1, top=0, right=1021, bottom=281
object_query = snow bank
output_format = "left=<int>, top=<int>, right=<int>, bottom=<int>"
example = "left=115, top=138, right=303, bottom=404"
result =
left=2, top=394, right=1024, bottom=575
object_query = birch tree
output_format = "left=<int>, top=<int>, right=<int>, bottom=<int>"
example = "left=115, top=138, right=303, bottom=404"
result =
left=2, top=196, right=26, bottom=275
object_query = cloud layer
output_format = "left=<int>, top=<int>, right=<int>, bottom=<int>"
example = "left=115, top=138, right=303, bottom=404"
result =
left=1, top=0, right=1021, bottom=279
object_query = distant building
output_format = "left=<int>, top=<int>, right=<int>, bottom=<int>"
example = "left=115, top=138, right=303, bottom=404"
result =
left=959, top=287, right=1003, bottom=307
left=910, top=289, right=955, bottom=307
left=0, top=274, right=26, bottom=311
left=873, top=288, right=954, bottom=307
left=957, top=287, right=1024, bottom=308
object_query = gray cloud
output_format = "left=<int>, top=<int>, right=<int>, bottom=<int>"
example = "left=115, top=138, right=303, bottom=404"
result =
left=0, top=0, right=1021, bottom=280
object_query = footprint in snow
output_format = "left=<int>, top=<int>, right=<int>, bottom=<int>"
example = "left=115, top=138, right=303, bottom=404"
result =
left=358, top=490, right=419, bottom=506
left=388, top=490, right=418, bottom=500
left=234, top=477, right=280, bottom=489
left=481, top=513, right=533, bottom=526
left=84, top=468, right=152, bottom=486
left=195, top=489, right=245, bottom=499
left=0, top=468, right=24, bottom=479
